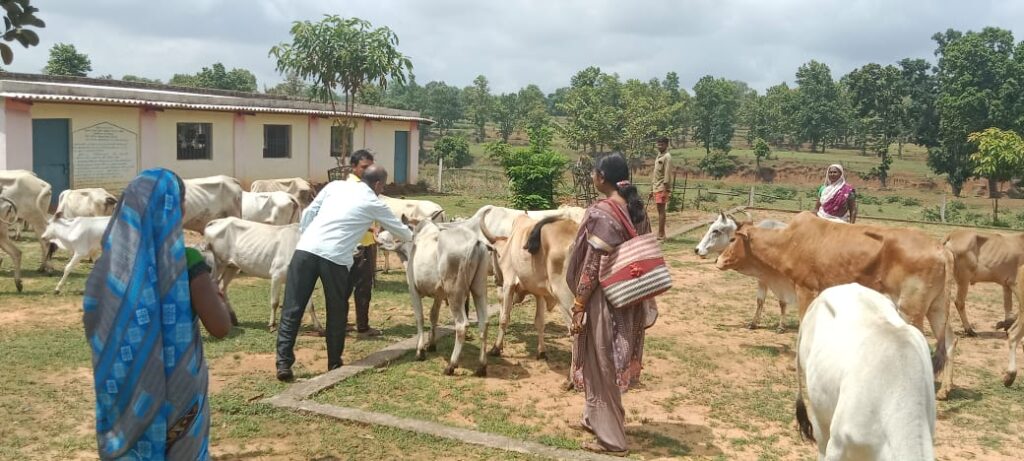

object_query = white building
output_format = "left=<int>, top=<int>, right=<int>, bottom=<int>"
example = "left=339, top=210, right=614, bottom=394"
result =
left=0, top=73, right=430, bottom=204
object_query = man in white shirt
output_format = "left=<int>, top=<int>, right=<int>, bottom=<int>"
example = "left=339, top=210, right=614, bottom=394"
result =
left=344, top=150, right=382, bottom=338
left=275, top=165, right=413, bottom=381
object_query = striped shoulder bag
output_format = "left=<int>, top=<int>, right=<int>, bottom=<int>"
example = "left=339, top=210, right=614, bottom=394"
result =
left=598, top=201, right=673, bottom=308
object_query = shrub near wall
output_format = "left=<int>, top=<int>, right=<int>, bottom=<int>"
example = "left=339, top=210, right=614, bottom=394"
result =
left=487, top=125, right=568, bottom=209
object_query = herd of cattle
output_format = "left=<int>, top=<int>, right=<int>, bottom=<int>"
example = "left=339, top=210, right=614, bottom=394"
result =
left=5, top=166, right=1024, bottom=457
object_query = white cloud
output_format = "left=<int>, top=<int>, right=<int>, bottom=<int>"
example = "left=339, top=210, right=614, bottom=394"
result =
left=6, top=0, right=1024, bottom=94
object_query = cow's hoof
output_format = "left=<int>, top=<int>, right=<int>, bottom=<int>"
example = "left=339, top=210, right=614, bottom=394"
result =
left=488, top=346, right=502, bottom=357
left=443, top=364, right=456, bottom=376
left=936, top=388, right=950, bottom=401
left=474, top=365, right=487, bottom=377
left=267, top=324, right=277, bottom=332
left=15, top=280, right=23, bottom=293
left=536, top=351, right=547, bottom=361
left=416, top=350, right=426, bottom=361
left=775, top=326, right=786, bottom=334
left=995, top=318, right=1017, bottom=331
left=746, top=322, right=757, bottom=330
left=963, top=328, right=978, bottom=338
left=426, top=343, right=437, bottom=353
left=562, top=379, right=575, bottom=392
left=53, top=289, right=60, bottom=295
left=1003, top=371, right=1017, bottom=388
left=228, top=310, right=239, bottom=327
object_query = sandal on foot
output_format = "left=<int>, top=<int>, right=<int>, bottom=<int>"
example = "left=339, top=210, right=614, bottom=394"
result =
left=570, top=419, right=594, bottom=434
left=581, top=440, right=628, bottom=457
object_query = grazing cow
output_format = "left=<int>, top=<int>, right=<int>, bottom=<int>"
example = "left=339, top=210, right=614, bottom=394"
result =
left=183, top=175, right=243, bottom=233
left=250, top=177, right=316, bottom=207
left=201, top=217, right=322, bottom=333
left=716, top=211, right=957, bottom=399
left=380, top=195, right=445, bottom=224
left=695, top=212, right=795, bottom=331
left=0, top=189, right=21, bottom=291
left=942, top=230, right=1022, bottom=335
left=388, top=217, right=491, bottom=376
left=480, top=210, right=578, bottom=360
left=40, top=214, right=109, bottom=294
left=943, top=230, right=1024, bottom=387
left=796, top=283, right=936, bottom=461
left=0, top=170, right=54, bottom=273
left=242, top=191, right=301, bottom=225
left=56, top=188, right=118, bottom=218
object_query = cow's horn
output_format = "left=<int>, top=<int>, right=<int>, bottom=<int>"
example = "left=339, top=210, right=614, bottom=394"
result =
left=479, top=208, right=498, bottom=244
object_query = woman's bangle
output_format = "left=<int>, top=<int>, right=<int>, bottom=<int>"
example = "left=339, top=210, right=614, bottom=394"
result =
left=572, top=300, right=586, bottom=312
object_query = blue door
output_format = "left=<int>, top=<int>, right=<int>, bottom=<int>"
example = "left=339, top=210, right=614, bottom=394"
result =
left=394, top=130, right=409, bottom=184
left=32, top=119, right=70, bottom=207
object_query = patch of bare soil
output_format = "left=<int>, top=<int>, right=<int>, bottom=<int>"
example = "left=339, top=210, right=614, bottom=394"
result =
left=0, top=298, right=81, bottom=330
left=209, top=348, right=325, bottom=394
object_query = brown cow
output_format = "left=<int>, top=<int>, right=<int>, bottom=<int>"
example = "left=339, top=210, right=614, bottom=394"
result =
left=480, top=211, right=578, bottom=360
left=716, top=211, right=958, bottom=399
left=944, top=230, right=1024, bottom=387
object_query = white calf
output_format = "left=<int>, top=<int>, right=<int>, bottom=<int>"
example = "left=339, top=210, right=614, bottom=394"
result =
left=695, top=212, right=794, bottom=331
left=40, top=215, right=110, bottom=294
left=201, top=217, right=322, bottom=332
left=796, top=283, right=936, bottom=461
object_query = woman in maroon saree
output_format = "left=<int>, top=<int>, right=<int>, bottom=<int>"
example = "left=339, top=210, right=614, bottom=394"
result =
left=567, top=153, right=659, bottom=456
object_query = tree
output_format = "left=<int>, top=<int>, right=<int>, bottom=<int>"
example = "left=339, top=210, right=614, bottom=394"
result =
left=517, top=84, right=549, bottom=132
left=763, top=83, right=798, bottom=147
left=423, top=81, right=463, bottom=134
left=753, top=137, right=771, bottom=173
left=266, top=73, right=310, bottom=98
left=430, top=135, right=472, bottom=168
left=463, top=75, right=493, bottom=142
left=488, top=125, right=568, bottom=209
left=691, top=75, right=739, bottom=154
left=269, top=15, right=412, bottom=165
left=492, top=92, right=522, bottom=143
left=122, top=75, right=162, bottom=84
left=621, top=78, right=674, bottom=165
left=842, top=63, right=904, bottom=187
left=558, top=66, right=624, bottom=153
left=698, top=150, right=737, bottom=179
left=43, top=43, right=90, bottom=77
left=0, top=0, right=44, bottom=65
left=931, top=27, right=1018, bottom=196
left=794, top=60, right=841, bottom=152
left=968, top=127, right=1024, bottom=221
left=170, top=63, right=257, bottom=92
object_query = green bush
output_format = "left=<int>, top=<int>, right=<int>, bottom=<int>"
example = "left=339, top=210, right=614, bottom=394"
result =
left=858, top=193, right=881, bottom=205
left=698, top=150, right=737, bottom=179
left=429, top=135, right=472, bottom=168
left=487, top=126, right=567, bottom=210
left=884, top=195, right=921, bottom=207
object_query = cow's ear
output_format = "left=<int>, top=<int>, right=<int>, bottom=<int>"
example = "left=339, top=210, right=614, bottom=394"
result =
left=719, top=211, right=727, bottom=221
left=401, top=214, right=409, bottom=225
left=53, top=211, right=63, bottom=221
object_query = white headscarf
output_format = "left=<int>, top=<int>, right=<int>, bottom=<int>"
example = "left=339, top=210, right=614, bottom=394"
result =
left=819, top=163, right=847, bottom=205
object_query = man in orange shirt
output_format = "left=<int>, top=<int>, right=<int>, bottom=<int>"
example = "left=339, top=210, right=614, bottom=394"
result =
left=345, top=149, right=382, bottom=337
left=649, top=137, right=671, bottom=240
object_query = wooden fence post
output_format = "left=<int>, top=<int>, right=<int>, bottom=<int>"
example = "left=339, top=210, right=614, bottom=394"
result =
left=748, top=185, right=755, bottom=207
left=940, top=194, right=947, bottom=223
left=681, top=173, right=688, bottom=210
left=437, top=157, right=443, bottom=193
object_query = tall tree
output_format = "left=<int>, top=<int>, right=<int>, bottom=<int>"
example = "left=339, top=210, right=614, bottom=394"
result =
left=170, top=63, right=257, bottom=92
left=762, top=83, right=796, bottom=147
left=794, top=60, right=841, bottom=152
left=463, top=75, right=493, bottom=142
left=0, top=0, right=44, bottom=65
left=842, top=63, right=904, bottom=187
left=558, top=66, right=624, bottom=153
left=423, top=81, right=463, bottom=134
left=517, top=84, right=549, bottom=130
left=621, top=78, right=674, bottom=163
left=43, top=43, right=90, bottom=77
left=691, top=75, right=739, bottom=154
left=969, top=127, right=1024, bottom=220
left=662, top=71, right=690, bottom=147
left=492, top=92, right=522, bottom=142
left=931, top=27, right=1018, bottom=196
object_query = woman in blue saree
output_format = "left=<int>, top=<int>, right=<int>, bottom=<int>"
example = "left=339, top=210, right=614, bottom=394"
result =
left=84, top=168, right=231, bottom=460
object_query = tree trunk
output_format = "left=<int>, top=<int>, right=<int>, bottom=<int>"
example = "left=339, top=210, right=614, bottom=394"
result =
left=988, top=176, right=1000, bottom=199
left=993, top=197, right=1000, bottom=224
left=897, top=139, right=904, bottom=158
left=951, top=181, right=963, bottom=198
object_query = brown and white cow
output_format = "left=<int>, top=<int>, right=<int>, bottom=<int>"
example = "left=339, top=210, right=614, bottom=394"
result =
left=56, top=188, right=118, bottom=218
left=250, top=177, right=316, bottom=207
left=716, top=211, right=958, bottom=399
left=943, top=229, right=1024, bottom=387
left=480, top=210, right=578, bottom=360
left=0, top=170, right=54, bottom=274
left=183, top=175, right=243, bottom=233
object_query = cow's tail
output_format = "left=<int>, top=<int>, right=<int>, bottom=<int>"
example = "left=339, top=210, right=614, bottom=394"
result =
left=525, top=217, right=561, bottom=255
left=793, top=332, right=815, bottom=443
left=932, top=246, right=956, bottom=375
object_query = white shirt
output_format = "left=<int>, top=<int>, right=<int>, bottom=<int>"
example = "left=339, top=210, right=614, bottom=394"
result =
left=297, top=180, right=413, bottom=267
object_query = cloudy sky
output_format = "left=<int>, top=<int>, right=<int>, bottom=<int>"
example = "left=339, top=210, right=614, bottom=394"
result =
left=8, top=0, right=1024, bottom=94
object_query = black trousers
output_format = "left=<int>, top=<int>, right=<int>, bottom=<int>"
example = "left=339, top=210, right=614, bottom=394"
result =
left=343, top=244, right=377, bottom=331
left=276, top=250, right=350, bottom=371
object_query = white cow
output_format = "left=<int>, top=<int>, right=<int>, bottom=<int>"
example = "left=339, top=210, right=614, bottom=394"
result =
left=40, top=214, right=109, bottom=294
left=0, top=189, right=21, bottom=291
left=380, top=195, right=445, bottom=224
left=0, top=170, right=53, bottom=273
left=201, top=217, right=322, bottom=333
left=388, top=218, right=491, bottom=376
left=695, top=212, right=794, bottom=331
left=183, top=175, right=243, bottom=233
left=796, top=283, right=936, bottom=461
left=56, top=188, right=118, bottom=218
left=250, top=177, right=316, bottom=207
left=242, top=191, right=301, bottom=225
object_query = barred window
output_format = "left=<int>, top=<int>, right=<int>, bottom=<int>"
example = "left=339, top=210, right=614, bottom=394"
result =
left=263, top=125, right=291, bottom=158
left=177, top=123, right=212, bottom=160
left=330, top=125, right=354, bottom=158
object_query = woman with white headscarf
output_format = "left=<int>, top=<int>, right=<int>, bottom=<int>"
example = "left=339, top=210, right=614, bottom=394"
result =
left=814, top=164, right=857, bottom=223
